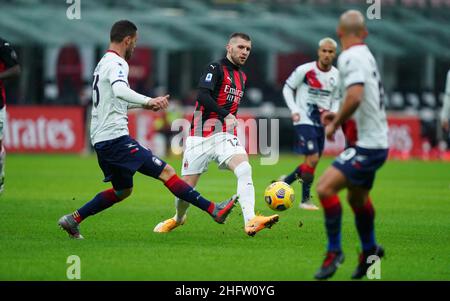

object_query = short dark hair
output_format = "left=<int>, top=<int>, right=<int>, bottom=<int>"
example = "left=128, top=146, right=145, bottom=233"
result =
left=110, top=20, right=137, bottom=43
left=229, top=32, right=251, bottom=41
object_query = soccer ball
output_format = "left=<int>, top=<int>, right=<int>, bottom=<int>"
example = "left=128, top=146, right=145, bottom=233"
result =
left=264, top=181, right=295, bottom=211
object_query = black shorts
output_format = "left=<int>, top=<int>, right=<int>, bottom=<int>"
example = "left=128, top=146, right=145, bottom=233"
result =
left=94, top=135, right=167, bottom=190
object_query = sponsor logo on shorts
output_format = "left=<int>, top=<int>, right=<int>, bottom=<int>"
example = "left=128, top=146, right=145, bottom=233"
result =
left=307, top=140, right=314, bottom=151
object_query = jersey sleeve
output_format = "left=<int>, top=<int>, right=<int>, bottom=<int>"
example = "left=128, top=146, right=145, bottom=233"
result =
left=339, top=55, right=365, bottom=88
left=285, top=64, right=308, bottom=90
left=0, top=41, right=19, bottom=68
left=197, top=63, right=221, bottom=91
left=330, top=73, right=342, bottom=112
left=108, top=60, right=129, bottom=87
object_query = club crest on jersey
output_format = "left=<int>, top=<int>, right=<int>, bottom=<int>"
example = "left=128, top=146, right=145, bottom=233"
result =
left=183, top=160, right=189, bottom=169
left=329, top=77, right=336, bottom=86
left=205, top=73, right=213, bottom=82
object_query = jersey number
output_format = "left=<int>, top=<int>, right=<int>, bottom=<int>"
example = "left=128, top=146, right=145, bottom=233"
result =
left=93, top=75, right=100, bottom=107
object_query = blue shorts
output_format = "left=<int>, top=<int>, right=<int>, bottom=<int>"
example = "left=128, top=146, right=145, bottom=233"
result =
left=94, top=135, right=167, bottom=190
left=332, top=146, right=388, bottom=190
left=294, top=124, right=325, bottom=156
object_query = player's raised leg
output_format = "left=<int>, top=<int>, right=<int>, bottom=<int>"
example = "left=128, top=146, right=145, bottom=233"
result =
left=153, top=174, right=200, bottom=233
left=228, top=154, right=279, bottom=237
left=347, top=187, right=384, bottom=279
left=314, top=166, right=347, bottom=280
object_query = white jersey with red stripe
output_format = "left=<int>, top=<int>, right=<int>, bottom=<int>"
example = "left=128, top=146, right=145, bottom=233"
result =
left=337, top=44, right=389, bottom=149
left=284, top=61, right=340, bottom=126
left=90, top=51, right=130, bottom=145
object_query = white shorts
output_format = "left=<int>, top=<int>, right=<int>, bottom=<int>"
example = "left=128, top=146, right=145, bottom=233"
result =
left=181, top=133, right=247, bottom=176
left=0, top=107, right=5, bottom=140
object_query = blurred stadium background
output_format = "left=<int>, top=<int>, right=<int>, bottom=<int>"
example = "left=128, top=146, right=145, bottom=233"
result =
left=1, top=0, right=450, bottom=159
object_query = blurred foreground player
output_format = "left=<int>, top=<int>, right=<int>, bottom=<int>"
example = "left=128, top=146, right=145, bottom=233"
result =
left=58, top=20, right=237, bottom=239
left=154, top=33, right=279, bottom=236
left=277, top=38, right=340, bottom=210
left=314, top=10, right=388, bottom=280
left=0, top=37, right=21, bottom=194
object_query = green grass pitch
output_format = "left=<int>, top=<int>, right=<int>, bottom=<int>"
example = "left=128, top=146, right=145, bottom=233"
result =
left=0, top=154, right=449, bottom=280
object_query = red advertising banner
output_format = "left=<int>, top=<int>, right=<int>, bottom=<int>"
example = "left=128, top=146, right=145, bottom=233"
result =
left=4, top=106, right=85, bottom=153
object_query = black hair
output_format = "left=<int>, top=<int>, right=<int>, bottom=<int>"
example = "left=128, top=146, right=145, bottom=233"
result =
left=110, top=20, right=137, bottom=43
left=229, top=32, right=251, bottom=41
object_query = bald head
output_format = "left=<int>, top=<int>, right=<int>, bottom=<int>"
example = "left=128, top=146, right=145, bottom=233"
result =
left=338, top=10, right=366, bottom=37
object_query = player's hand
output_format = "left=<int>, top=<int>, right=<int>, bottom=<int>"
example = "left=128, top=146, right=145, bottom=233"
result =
left=321, top=111, right=336, bottom=126
left=325, top=122, right=337, bottom=141
left=224, top=113, right=238, bottom=129
left=442, top=120, right=449, bottom=132
left=291, top=113, right=300, bottom=123
left=146, top=95, right=170, bottom=111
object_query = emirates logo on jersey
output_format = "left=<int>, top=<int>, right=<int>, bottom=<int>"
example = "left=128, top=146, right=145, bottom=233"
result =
left=224, top=85, right=244, bottom=104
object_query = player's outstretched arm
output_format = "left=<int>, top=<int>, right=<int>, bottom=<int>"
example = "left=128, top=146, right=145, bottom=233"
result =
left=326, top=84, right=364, bottom=140
left=144, top=95, right=170, bottom=111
left=112, top=81, right=169, bottom=111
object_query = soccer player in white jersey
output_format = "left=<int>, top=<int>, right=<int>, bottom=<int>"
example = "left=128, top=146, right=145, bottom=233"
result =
left=277, top=38, right=340, bottom=210
left=154, top=33, right=279, bottom=237
left=441, top=69, right=450, bottom=132
left=314, top=10, right=389, bottom=280
left=58, top=20, right=238, bottom=239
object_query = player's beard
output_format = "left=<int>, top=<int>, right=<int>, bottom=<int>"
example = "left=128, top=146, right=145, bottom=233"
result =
left=125, top=47, right=134, bottom=61
left=231, top=51, right=245, bottom=66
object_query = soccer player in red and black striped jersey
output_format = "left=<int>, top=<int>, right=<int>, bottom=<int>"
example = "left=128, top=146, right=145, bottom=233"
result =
left=154, top=33, right=279, bottom=236
left=0, top=37, right=21, bottom=194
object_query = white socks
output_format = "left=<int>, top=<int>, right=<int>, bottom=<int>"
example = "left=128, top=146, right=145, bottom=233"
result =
left=174, top=197, right=190, bottom=224
left=172, top=161, right=256, bottom=225
left=233, top=161, right=255, bottom=224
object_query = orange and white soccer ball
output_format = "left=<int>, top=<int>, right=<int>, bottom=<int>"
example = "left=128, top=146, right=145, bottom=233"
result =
left=264, top=181, right=295, bottom=211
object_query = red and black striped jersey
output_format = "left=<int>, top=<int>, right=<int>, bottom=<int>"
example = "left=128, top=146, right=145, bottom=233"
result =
left=190, top=58, right=247, bottom=137
left=0, top=38, right=19, bottom=109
